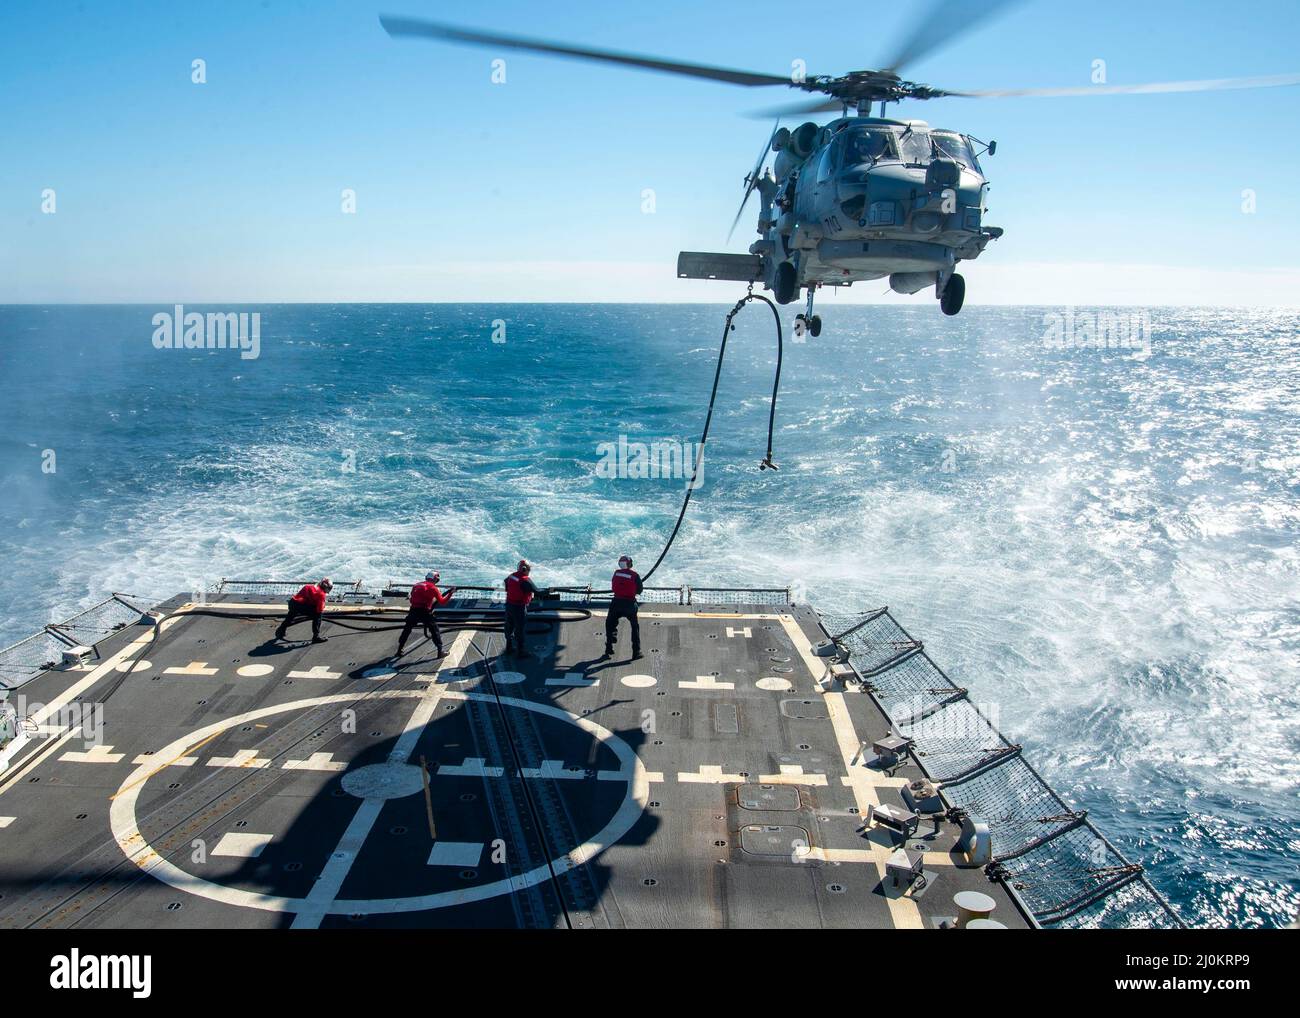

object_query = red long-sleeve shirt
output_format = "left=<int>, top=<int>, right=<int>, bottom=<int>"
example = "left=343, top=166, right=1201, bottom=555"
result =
left=291, top=584, right=327, bottom=615
left=409, top=581, right=450, bottom=610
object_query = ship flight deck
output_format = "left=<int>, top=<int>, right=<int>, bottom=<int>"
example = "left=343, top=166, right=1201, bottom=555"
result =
left=0, top=591, right=1028, bottom=929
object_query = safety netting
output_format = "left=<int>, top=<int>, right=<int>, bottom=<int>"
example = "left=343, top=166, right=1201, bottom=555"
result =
left=687, top=587, right=790, bottom=606
left=827, top=607, right=1183, bottom=930
left=0, top=595, right=146, bottom=692
left=215, top=579, right=366, bottom=597
left=378, top=583, right=787, bottom=606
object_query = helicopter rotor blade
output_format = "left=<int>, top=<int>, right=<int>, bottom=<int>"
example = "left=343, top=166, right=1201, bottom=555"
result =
left=379, top=15, right=793, bottom=87
left=880, top=0, right=1029, bottom=75
left=948, top=71, right=1300, bottom=99
left=747, top=97, right=845, bottom=119
left=727, top=121, right=781, bottom=243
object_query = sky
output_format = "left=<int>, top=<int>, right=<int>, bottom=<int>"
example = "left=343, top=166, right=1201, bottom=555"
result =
left=1, top=0, right=1299, bottom=304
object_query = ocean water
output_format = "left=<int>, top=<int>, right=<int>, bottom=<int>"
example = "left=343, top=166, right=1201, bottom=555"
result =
left=1, top=302, right=1297, bottom=928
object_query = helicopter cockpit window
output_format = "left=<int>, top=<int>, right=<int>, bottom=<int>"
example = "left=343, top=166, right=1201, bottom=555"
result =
left=933, top=132, right=982, bottom=173
left=842, top=129, right=897, bottom=167
left=897, top=127, right=932, bottom=167
left=816, top=142, right=837, bottom=183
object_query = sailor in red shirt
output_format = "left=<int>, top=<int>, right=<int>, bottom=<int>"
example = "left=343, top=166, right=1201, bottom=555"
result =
left=604, top=555, right=643, bottom=659
left=503, top=559, right=542, bottom=658
left=397, top=571, right=456, bottom=658
left=274, top=578, right=333, bottom=643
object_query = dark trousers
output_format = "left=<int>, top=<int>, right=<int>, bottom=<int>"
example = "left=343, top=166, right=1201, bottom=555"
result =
left=276, top=601, right=321, bottom=639
left=398, top=607, right=442, bottom=650
left=605, top=598, right=640, bottom=652
left=503, top=603, right=527, bottom=650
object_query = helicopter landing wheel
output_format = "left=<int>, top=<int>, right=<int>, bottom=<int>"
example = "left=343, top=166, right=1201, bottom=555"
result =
left=794, top=313, right=821, bottom=339
left=940, top=273, right=966, bottom=316
left=774, top=261, right=799, bottom=305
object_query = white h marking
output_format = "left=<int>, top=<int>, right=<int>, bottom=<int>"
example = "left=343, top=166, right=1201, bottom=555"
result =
left=546, top=672, right=597, bottom=688
left=207, top=749, right=271, bottom=769
left=60, top=744, right=125, bottom=764
left=164, top=661, right=219, bottom=676
left=679, top=675, right=735, bottom=690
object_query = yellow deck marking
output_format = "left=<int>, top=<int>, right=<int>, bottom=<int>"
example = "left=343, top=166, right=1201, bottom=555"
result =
left=777, top=613, right=926, bottom=930
left=111, top=729, right=224, bottom=801
left=419, top=755, right=437, bottom=841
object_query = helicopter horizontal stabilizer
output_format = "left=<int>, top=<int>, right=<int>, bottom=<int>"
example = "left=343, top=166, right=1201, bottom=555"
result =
left=677, top=251, right=764, bottom=282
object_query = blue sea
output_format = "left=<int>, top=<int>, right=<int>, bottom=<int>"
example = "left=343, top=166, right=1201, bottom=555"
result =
left=1, top=303, right=1297, bottom=928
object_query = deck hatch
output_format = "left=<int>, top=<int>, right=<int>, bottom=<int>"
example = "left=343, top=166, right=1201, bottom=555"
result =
left=780, top=699, right=829, bottom=720
left=738, top=784, right=801, bottom=811
left=740, top=824, right=810, bottom=857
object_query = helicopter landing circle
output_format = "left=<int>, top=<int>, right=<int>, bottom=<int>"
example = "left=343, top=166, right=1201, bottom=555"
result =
left=108, top=688, right=648, bottom=917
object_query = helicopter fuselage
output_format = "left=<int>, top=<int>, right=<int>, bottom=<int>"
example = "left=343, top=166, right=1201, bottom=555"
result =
left=750, top=117, right=1002, bottom=308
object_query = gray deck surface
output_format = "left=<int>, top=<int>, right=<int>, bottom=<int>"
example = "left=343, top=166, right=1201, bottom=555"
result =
left=0, top=594, right=1027, bottom=929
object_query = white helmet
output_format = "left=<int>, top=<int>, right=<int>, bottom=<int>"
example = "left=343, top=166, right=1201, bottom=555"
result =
left=319, top=577, right=333, bottom=592
left=618, top=555, right=633, bottom=570
left=425, top=571, right=439, bottom=582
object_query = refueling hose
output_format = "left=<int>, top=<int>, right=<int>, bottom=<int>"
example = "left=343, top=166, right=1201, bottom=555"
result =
left=182, top=606, right=591, bottom=639
left=640, top=285, right=784, bottom=582
left=191, top=285, right=783, bottom=606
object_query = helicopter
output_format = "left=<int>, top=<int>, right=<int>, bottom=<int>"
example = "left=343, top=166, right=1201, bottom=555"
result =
left=380, top=2, right=1300, bottom=336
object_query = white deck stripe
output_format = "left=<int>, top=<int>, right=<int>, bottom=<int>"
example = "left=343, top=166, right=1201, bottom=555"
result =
left=757, top=765, right=828, bottom=786
left=288, top=629, right=471, bottom=928
left=426, top=841, right=483, bottom=867
left=678, top=765, right=747, bottom=784
left=212, top=832, right=274, bottom=858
